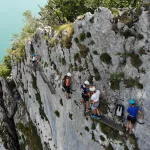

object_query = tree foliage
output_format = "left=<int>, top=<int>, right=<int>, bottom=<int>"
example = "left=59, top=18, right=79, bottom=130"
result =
left=0, top=64, right=11, bottom=77
left=39, top=0, right=143, bottom=25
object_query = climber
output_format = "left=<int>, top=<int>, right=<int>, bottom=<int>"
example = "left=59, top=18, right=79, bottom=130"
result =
left=89, top=86, right=101, bottom=118
left=126, top=99, right=143, bottom=134
left=80, top=80, right=90, bottom=113
left=32, top=53, right=37, bottom=65
left=63, top=72, right=72, bottom=99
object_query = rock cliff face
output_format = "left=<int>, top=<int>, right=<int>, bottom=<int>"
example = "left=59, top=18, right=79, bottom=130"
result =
left=0, top=7, right=150, bottom=150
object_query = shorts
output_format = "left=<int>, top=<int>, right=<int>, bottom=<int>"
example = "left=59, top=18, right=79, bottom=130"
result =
left=82, top=95, right=89, bottom=102
left=91, top=102, right=99, bottom=110
left=32, top=60, right=36, bottom=64
left=127, top=115, right=137, bottom=124
left=65, top=86, right=71, bottom=94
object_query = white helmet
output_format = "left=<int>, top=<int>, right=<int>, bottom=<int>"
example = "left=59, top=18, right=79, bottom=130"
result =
left=89, top=86, right=96, bottom=92
left=67, top=72, right=72, bottom=77
left=84, top=80, right=89, bottom=85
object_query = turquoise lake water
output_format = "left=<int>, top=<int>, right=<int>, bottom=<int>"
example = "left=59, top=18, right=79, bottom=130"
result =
left=0, top=0, right=47, bottom=62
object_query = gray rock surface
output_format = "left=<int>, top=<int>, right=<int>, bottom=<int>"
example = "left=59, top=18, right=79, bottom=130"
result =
left=1, top=7, right=150, bottom=150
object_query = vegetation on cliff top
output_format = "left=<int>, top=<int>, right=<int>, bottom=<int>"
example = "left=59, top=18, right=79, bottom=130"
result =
left=39, top=0, right=143, bottom=25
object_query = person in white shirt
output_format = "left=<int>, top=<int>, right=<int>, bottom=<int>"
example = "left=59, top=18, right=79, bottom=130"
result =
left=89, top=86, right=100, bottom=116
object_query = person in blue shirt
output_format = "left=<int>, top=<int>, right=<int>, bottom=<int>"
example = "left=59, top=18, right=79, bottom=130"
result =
left=80, top=81, right=90, bottom=112
left=126, top=99, right=142, bottom=134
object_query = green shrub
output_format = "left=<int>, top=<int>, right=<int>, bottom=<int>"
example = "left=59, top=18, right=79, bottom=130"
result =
left=136, top=33, right=144, bottom=40
left=86, top=32, right=91, bottom=38
left=129, top=135, right=139, bottom=150
left=17, top=121, right=43, bottom=150
left=60, top=98, right=63, bottom=106
left=88, top=40, right=95, bottom=45
left=130, top=53, right=142, bottom=68
left=61, top=58, right=66, bottom=65
left=100, top=135, right=105, bottom=141
left=44, top=62, right=48, bottom=68
left=100, top=53, right=112, bottom=64
left=62, top=35, right=72, bottom=49
left=79, top=32, right=86, bottom=41
left=74, top=37, right=79, bottom=43
left=109, top=72, right=124, bottom=90
left=69, top=113, right=73, bottom=120
left=49, top=38, right=55, bottom=47
left=31, top=74, right=38, bottom=90
left=100, top=123, right=123, bottom=141
left=120, top=29, right=134, bottom=39
left=36, top=92, right=48, bottom=121
left=0, top=64, right=11, bottom=77
left=91, top=131, right=96, bottom=141
left=78, top=44, right=90, bottom=58
left=93, top=50, right=99, bottom=55
left=54, top=110, right=60, bottom=117
left=74, top=53, right=81, bottom=63
left=124, top=77, right=143, bottom=89
left=85, top=126, right=89, bottom=132
left=3, top=55, right=12, bottom=70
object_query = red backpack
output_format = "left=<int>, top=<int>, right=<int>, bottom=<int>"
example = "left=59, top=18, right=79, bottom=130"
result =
left=65, top=77, right=71, bottom=87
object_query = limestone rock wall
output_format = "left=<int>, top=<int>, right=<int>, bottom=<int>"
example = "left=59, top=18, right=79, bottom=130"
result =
left=1, top=6, right=150, bottom=150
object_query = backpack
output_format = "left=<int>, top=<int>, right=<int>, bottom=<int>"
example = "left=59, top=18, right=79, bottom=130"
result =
left=62, top=76, right=71, bottom=88
left=115, top=104, right=124, bottom=117
left=65, top=77, right=71, bottom=87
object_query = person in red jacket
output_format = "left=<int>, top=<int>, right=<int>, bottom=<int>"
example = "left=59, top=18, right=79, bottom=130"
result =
left=63, top=72, right=72, bottom=99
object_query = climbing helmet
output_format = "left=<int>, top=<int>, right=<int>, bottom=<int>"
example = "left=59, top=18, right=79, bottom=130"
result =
left=84, top=80, right=89, bottom=85
left=67, top=72, right=72, bottom=77
left=89, top=86, right=96, bottom=92
left=129, top=99, right=135, bottom=104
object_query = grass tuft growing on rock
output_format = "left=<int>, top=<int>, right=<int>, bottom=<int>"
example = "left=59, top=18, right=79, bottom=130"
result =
left=109, top=72, right=124, bottom=90
left=93, top=50, right=99, bottom=55
left=54, top=110, right=60, bottom=117
left=61, top=58, right=66, bottom=65
left=17, top=121, right=43, bottom=150
left=86, top=32, right=91, bottom=38
left=100, top=53, right=112, bottom=64
left=59, top=98, right=63, bottom=106
left=85, top=126, right=89, bottom=132
left=31, top=74, right=38, bottom=90
left=74, top=53, right=81, bottom=63
left=130, top=53, right=142, bottom=69
left=74, top=37, right=79, bottom=43
left=100, top=123, right=124, bottom=142
left=128, top=134, right=139, bottom=150
left=78, top=44, right=90, bottom=58
left=69, top=113, right=73, bottom=120
left=100, top=135, right=105, bottom=141
left=79, top=32, right=86, bottom=41
left=124, top=77, right=143, bottom=89
left=36, top=92, right=48, bottom=121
